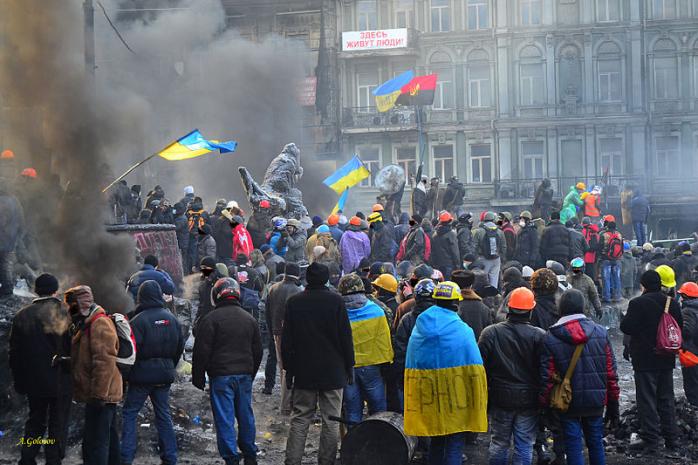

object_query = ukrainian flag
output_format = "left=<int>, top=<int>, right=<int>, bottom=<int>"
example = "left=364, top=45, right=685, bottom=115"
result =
left=331, top=187, right=350, bottom=215
left=404, top=305, right=488, bottom=437
left=158, top=129, right=237, bottom=161
left=323, top=155, right=370, bottom=194
left=348, top=300, right=393, bottom=368
left=373, top=70, right=414, bottom=112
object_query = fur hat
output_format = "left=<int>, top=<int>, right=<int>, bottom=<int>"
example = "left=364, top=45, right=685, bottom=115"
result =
left=531, top=268, right=558, bottom=296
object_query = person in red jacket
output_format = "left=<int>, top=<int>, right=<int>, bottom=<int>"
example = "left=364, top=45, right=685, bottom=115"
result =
left=581, top=217, right=600, bottom=285
left=231, top=215, right=253, bottom=261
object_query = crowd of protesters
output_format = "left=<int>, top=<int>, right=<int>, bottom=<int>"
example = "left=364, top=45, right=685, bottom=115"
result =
left=6, top=174, right=698, bottom=465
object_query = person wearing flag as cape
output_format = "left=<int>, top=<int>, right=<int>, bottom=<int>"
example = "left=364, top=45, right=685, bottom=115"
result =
left=404, top=281, right=488, bottom=465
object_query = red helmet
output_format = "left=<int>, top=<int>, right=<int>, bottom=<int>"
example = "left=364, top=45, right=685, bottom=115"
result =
left=438, top=211, right=453, bottom=223
left=20, top=168, right=37, bottom=178
left=603, top=214, right=616, bottom=223
left=259, top=200, right=271, bottom=209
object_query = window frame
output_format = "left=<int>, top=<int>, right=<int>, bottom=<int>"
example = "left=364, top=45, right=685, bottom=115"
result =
left=655, top=135, right=679, bottom=177
left=468, top=61, right=491, bottom=108
left=356, top=0, right=378, bottom=30
left=469, top=143, right=492, bottom=184
left=597, top=59, right=622, bottom=102
left=430, top=0, right=451, bottom=32
left=432, top=144, right=456, bottom=182
left=598, top=137, right=624, bottom=176
left=596, top=0, right=621, bottom=22
left=651, top=0, right=677, bottom=19
left=356, top=145, right=382, bottom=187
left=356, top=68, right=380, bottom=111
left=519, top=60, right=545, bottom=106
left=653, top=55, right=679, bottom=100
left=465, top=0, right=489, bottom=30
left=520, top=0, right=542, bottom=26
left=395, top=145, right=418, bottom=182
left=395, top=0, right=415, bottom=28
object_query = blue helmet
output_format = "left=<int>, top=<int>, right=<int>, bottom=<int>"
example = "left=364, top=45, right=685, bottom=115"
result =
left=571, top=257, right=585, bottom=269
left=273, top=217, right=287, bottom=230
left=414, top=278, right=436, bottom=300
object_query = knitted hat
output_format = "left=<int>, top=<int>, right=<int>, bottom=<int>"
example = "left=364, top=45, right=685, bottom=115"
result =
left=317, top=224, right=330, bottom=234
left=641, top=270, right=661, bottom=292
left=531, top=268, right=558, bottom=296
left=260, top=244, right=271, bottom=253
left=306, top=262, right=329, bottom=285
left=559, top=289, right=585, bottom=316
left=522, top=266, right=534, bottom=279
left=35, top=273, right=59, bottom=296
left=200, top=256, right=216, bottom=269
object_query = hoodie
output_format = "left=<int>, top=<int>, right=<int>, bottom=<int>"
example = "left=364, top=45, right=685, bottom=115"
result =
left=540, top=315, right=619, bottom=416
left=339, top=228, right=371, bottom=273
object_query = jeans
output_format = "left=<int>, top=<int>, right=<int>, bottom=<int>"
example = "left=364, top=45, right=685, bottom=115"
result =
left=209, top=375, right=258, bottom=463
left=83, top=403, right=120, bottom=465
left=274, top=335, right=292, bottom=415
left=483, top=257, right=501, bottom=288
left=634, top=369, right=677, bottom=447
left=429, top=432, right=465, bottom=465
left=488, top=408, right=538, bottom=465
left=343, top=365, right=386, bottom=425
left=264, top=339, right=277, bottom=392
left=634, top=222, right=646, bottom=246
left=121, top=384, right=177, bottom=465
left=285, top=388, right=343, bottom=465
left=20, top=395, right=71, bottom=465
left=601, top=260, right=621, bottom=301
left=561, top=416, right=605, bottom=465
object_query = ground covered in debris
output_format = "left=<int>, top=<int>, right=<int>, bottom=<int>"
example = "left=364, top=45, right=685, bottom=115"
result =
left=0, top=297, right=694, bottom=465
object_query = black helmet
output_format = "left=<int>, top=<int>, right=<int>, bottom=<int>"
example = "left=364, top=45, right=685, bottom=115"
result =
left=414, top=278, right=436, bottom=301
left=211, top=277, right=240, bottom=306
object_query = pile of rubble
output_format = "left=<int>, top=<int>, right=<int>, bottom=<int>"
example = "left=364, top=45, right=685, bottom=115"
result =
left=610, top=398, right=698, bottom=460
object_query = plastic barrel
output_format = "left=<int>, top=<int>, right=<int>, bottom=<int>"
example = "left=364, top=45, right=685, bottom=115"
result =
left=340, top=412, right=417, bottom=465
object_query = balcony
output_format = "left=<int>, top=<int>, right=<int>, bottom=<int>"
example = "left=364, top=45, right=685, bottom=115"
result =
left=339, top=28, right=419, bottom=58
left=341, top=106, right=418, bottom=133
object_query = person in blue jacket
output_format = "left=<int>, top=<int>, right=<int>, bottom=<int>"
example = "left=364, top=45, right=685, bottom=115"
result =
left=269, top=217, right=288, bottom=257
left=127, top=255, right=175, bottom=299
left=121, top=280, right=185, bottom=465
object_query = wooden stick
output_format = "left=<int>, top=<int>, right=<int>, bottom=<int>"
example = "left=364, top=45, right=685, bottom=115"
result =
left=102, top=152, right=158, bottom=193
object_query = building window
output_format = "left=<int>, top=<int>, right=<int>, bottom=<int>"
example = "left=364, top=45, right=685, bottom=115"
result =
left=598, top=59, right=622, bottom=102
left=430, top=52, right=454, bottom=109
left=652, top=0, right=676, bottom=19
left=654, top=57, right=678, bottom=99
left=656, top=136, right=679, bottom=177
left=521, top=141, right=544, bottom=179
left=694, top=0, right=698, bottom=16
left=357, top=0, right=378, bottom=30
left=519, top=46, right=545, bottom=106
left=431, top=0, right=451, bottom=32
left=396, top=146, right=418, bottom=181
left=520, top=0, right=542, bottom=25
left=596, top=0, right=620, bottom=22
left=470, top=144, right=492, bottom=183
left=468, top=51, right=491, bottom=108
left=357, top=146, right=381, bottom=187
left=694, top=49, right=698, bottom=97
left=466, top=0, right=489, bottom=30
left=356, top=68, right=379, bottom=111
left=395, top=0, right=415, bottom=27
left=599, top=138, right=623, bottom=175
left=433, top=144, right=455, bottom=181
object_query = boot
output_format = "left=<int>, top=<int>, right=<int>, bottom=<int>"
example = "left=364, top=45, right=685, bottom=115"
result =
left=534, top=443, right=552, bottom=465
left=629, top=437, right=659, bottom=456
left=243, top=456, right=258, bottom=465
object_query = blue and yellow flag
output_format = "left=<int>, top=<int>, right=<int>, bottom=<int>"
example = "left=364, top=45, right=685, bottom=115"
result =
left=348, top=300, right=393, bottom=368
left=323, top=155, right=370, bottom=194
left=404, top=305, right=488, bottom=437
left=373, top=70, right=414, bottom=112
left=158, top=129, right=237, bottom=161
left=331, top=187, right=350, bottom=215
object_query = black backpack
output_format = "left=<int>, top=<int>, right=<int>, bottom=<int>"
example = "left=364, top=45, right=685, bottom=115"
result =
left=480, top=227, right=499, bottom=259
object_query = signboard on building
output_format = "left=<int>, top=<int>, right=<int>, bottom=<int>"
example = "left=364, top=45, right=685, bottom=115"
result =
left=297, top=76, right=317, bottom=106
left=342, top=28, right=408, bottom=52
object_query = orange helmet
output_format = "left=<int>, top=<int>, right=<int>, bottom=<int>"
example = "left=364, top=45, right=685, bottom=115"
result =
left=438, top=211, right=453, bottom=223
left=371, top=203, right=384, bottom=212
left=20, top=168, right=37, bottom=178
left=328, top=214, right=339, bottom=226
left=679, top=282, right=698, bottom=298
left=603, top=214, right=616, bottom=223
left=1, top=149, right=14, bottom=159
left=349, top=216, right=361, bottom=226
left=508, top=287, right=536, bottom=311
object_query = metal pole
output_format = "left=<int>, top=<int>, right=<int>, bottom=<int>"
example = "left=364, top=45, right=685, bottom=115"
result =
left=84, top=0, right=96, bottom=76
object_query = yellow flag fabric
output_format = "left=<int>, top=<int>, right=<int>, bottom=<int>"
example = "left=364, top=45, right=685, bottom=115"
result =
left=348, top=300, right=394, bottom=368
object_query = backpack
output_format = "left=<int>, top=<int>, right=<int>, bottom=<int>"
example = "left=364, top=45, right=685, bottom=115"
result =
left=187, top=210, right=205, bottom=233
left=423, top=233, right=431, bottom=262
left=656, top=296, right=682, bottom=356
left=88, top=309, right=137, bottom=379
left=549, top=343, right=585, bottom=412
left=480, top=227, right=499, bottom=259
left=603, top=231, right=623, bottom=260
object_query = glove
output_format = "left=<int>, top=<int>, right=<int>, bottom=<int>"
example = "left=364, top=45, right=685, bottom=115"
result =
left=87, top=398, right=105, bottom=408
left=286, top=375, right=294, bottom=390
left=604, top=399, right=620, bottom=430
left=192, top=376, right=206, bottom=391
left=347, top=371, right=354, bottom=386
left=623, top=346, right=630, bottom=361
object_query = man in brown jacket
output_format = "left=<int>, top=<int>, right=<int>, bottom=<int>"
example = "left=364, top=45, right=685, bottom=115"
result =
left=67, top=285, right=122, bottom=465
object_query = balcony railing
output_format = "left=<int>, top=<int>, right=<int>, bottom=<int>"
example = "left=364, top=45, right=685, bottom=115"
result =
left=341, top=106, right=420, bottom=130
left=493, top=175, right=646, bottom=200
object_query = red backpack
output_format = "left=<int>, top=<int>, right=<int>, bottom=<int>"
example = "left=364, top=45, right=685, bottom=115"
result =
left=602, top=231, right=623, bottom=260
left=656, top=297, right=682, bottom=356
left=396, top=229, right=430, bottom=262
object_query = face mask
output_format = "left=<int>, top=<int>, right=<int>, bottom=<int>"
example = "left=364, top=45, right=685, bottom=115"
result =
left=409, top=220, right=416, bottom=226
left=519, top=221, right=526, bottom=228
left=573, top=269, right=583, bottom=274
left=496, top=220, right=503, bottom=226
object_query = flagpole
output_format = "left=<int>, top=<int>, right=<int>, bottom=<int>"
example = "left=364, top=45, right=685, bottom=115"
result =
left=101, top=152, right=159, bottom=193
left=415, top=104, right=425, bottom=175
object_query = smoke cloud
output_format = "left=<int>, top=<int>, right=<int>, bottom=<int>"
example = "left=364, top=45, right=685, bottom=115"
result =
left=0, top=0, right=315, bottom=310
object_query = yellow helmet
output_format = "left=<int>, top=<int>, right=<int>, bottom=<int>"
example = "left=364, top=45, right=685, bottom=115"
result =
left=367, top=212, right=382, bottom=224
left=372, top=273, right=398, bottom=294
left=655, top=265, right=677, bottom=289
left=432, top=281, right=463, bottom=301
left=576, top=182, right=586, bottom=190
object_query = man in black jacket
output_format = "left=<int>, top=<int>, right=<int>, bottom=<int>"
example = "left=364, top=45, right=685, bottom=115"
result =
left=430, top=211, right=461, bottom=280
left=192, top=256, right=220, bottom=336
left=121, top=280, right=184, bottom=465
left=540, top=211, right=571, bottom=267
left=514, top=211, right=539, bottom=268
left=282, top=263, right=354, bottom=465
left=192, top=278, right=262, bottom=465
left=479, top=287, right=544, bottom=465
left=620, top=270, right=683, bottom=455
left=9, top=274, right=72, bottom=465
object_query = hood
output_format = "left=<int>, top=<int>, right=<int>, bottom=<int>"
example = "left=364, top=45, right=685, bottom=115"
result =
left=583, top=223, right=599, bottom=233
left=682, top=299, right=698, bottom=311
left=568, top=186, right=578, bottom=194
left=550, top=314, right=596, bottom=345
left=136, top=280, right=165, bottom=310
left=436, top=223, right=452, bottom=235
left=343, top=229, right=366, bottom=243
left=342, top=292, right=368, bottom=310
left=461, top=288, right=482, bottom=301
left=481, top=221, right=497, bottom=231
left=399, top=212, right=410, bottom=224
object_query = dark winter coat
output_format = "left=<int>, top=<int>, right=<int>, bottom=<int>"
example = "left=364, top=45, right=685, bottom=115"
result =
left=197, top=235, right=217, bottom=264
left=0, top=190, right=24, bottom=253
left=285, top=229, right=307, bottom=262
left=630, top=193, right=650, bottom=223
left=403, top=225, right=426, bottom=264
left=672, top=254, right=697, bottom=287
left=478, top=314, right=545, bottom=410
left=192, top=272, right=220, bottom=336
left=9, top=297, right=72, bottom=397
left=531, top=293, right=559, bottom=331
left=192, top=299, right=262, bottom=388
left=620, top=291, right=683, bottom=371
left=212, top=215, right=234, bottom=260
left=473, top=222, right=507, bottom=259
left=412, top=187, right=427, bottom=218
left=540, top=315, right=620, bottom=417
left=281, top=284, right=355, bottom=390
left=567, top=271, right=602, bottom=316
left=395, top=213, right=411, bottom=245
left=456, top=222, right=475, bottom=260
left=457, top=289, right=493, bottom=340
left=568, top=227, right=588, bottom=260
left=129, top=281, right=184, bottom=385
left=174, top=214, right=189, bottom=251
left=266, top=276, right=303, bottom=336
left=681, top=299, right=698, bottom=356
left=430, top=223, right=460, bottom=277
left=371, top=222, right=397, bottom=263
left=500, top=222, right=517, bottom=261
left=127, top=264, right=176, bottom=299
left=393, top=299, right=431, bottom=380
left=514, top=223, right=540, bottom=268
left=621, top=252, right=636, bottom=289
left=540, top=221, right=571, bottom=263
